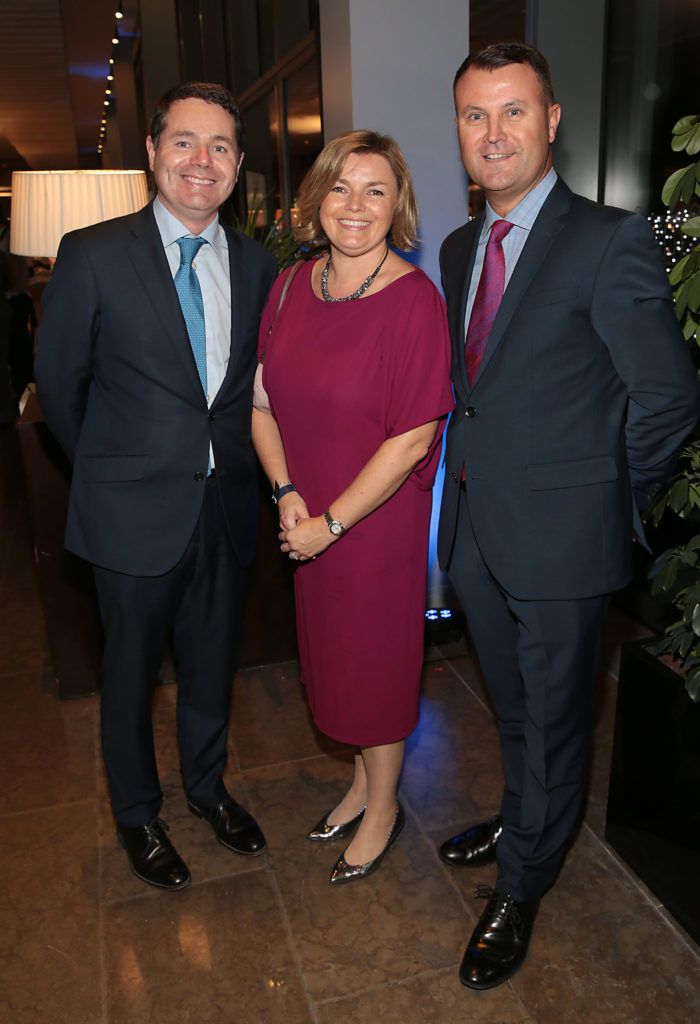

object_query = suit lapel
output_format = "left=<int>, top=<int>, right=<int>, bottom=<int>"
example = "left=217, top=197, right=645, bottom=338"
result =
left=449, top=216, right=482, bottom=403
left=126, top=203, right=205, bottom=404
left=472, top=178, right=573, bottom=387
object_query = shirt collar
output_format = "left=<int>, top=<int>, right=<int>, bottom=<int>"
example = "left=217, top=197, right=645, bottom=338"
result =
left=481, top=166, right=558, bottom=240
left=153, top=196, right=226, bottom=254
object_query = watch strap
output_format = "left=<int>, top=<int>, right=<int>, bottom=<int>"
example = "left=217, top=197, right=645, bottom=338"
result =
left=323, top=510, right=346, bottom=535
left=273, top=481, right=297, bottom=504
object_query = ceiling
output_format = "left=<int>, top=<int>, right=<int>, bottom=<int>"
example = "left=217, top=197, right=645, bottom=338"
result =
left=0, top=0, right=120, bottom=186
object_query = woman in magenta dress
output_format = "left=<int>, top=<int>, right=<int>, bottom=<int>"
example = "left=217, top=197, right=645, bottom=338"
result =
left=253, top=131, right=453, bottom=884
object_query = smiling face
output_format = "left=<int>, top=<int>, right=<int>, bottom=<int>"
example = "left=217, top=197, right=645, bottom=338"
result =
left=318, top=151, right=399, bottom=260
left=146, top=97, right=243, bottom=233
left=454, top=62, right=560, bottom=217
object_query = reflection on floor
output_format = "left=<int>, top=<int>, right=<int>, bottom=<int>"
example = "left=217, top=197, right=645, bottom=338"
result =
left=1, top=426, right=699, bottom=1024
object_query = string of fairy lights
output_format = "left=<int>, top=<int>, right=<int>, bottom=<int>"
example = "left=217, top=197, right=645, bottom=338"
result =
left=97, top=4, right=124, bottom=157
left=647, top=208, right=697, bottom=274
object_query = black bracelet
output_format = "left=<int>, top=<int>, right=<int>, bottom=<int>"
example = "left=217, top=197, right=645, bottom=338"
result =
left=272, top=480, right=297, bottom=504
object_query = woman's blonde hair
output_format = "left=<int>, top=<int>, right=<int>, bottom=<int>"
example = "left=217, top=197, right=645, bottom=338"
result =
left=295, top=130, right=419, bottom=251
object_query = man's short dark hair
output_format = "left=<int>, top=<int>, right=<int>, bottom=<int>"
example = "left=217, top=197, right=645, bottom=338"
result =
left=150, top=82, right=244, bottom=153
left=453, top=42, right=555, bottom=107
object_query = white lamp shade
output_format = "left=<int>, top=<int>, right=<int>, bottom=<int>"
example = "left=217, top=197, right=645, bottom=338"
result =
left=9, top=169, right=149, bottom=257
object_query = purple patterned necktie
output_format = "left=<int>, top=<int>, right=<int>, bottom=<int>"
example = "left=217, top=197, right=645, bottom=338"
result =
left=465, top=219, right=513, bottom=385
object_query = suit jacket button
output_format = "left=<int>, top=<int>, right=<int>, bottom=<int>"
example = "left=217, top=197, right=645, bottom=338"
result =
left=465, top=406, right=476, bottom=418
left=194, top=471, right=205, bottom=481
left=208, top=411, right=215, bottom=421
left=451, top=471, right=458, bottom=481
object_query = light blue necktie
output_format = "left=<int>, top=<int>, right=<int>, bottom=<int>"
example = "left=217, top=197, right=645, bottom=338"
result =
left=174, top=236, right=207, bottom=395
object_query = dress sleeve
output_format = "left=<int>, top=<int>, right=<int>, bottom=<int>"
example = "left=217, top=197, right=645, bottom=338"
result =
left=383, top=273, right=455, bottom=439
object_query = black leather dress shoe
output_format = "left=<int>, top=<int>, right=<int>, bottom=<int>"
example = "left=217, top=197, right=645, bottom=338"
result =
left=308, top=806, right=365, bottom=842
left=187, top=798, right=267, bottom=856
left=439, top=814, right=503, bottom=868
left=329, top=803, right=405, bottom=885
left=116, top=818, right=191, bottom=891
left=460, top=886, right=538, bottom=989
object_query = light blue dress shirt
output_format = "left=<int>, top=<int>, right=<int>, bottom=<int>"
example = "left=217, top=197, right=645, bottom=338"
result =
left=153, top=197, right=232, bottom=467
left=464, top=167, right=558, bottom=337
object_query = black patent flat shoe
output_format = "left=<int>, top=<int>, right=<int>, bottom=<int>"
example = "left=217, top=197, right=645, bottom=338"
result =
left=459, top=885, right=538, bottom=989
left=187, top=798, right=267, bottom=856
left=308, top=806, right=366, bottom=843
left=116, top=818, right=191, bottom=890
left=439, top=814, right=503, bottom=868
left=329, top=803, right=405, bottom=885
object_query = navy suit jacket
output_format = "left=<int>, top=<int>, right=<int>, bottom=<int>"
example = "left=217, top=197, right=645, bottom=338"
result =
left=438, top=178, right=700, bottom=600
left=35, top=201, right=277, bottom=576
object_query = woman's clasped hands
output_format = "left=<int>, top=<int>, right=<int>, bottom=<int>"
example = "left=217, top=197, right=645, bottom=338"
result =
left=277, top=492, right=339, bottom=562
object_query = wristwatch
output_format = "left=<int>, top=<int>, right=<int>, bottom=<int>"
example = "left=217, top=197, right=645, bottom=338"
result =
left=272, top=480, right=296, bottom=504
left=323, top=510, right=346, bottom=536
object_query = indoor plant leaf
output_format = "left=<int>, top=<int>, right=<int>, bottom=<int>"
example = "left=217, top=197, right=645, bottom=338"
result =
left=681, top=216, right=700, bottom=237
left=687, top=272, right=700, bottom=313
left=672, top=115, right=698, bottom=134
left=685, top=665, right=700, bottom=701
left=662, top=166, right=689, bottom=208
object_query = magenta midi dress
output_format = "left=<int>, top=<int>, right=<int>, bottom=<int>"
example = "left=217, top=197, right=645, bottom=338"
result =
left=259, top=259, right=454, bottom=746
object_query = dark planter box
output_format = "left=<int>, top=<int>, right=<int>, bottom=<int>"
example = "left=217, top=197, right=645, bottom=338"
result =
left=606, top=640, right=700, bottom=944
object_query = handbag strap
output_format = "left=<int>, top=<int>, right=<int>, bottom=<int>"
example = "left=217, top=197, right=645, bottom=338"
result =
left=260, top=259, right=303, bottom=362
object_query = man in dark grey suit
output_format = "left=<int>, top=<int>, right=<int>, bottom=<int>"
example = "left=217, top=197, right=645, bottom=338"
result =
left=437, top=43, right=699, bottom=988
left=36, top=83, right=277, bottom=890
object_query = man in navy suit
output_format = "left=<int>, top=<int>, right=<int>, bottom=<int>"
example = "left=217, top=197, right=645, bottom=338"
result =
left=437, top=44, right=699, bottom=987
left=36, top=83, right=277, bottom=890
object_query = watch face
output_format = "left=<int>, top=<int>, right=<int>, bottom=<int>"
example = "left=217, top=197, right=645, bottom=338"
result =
left=330, top=521, right=343, bottom=536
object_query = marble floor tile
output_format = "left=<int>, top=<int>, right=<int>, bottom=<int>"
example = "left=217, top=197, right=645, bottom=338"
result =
left=315, top=968, right=534, bottom=1024
left=0, top=672, right=97, bottom=814
left=0, top=801, right=102, bottom=1024
left=102, top=873, right=312, bottom=1024
left=402, top=660, right=504, bottom=833
left=230, top=660, right=344, bottom=769
left=435, top=824, right=700, bottom=1024
left=244, top=758, right=467, bottom=1001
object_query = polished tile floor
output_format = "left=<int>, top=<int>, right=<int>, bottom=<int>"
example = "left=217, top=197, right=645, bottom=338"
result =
left=1, top=426, right=699, bottom=1024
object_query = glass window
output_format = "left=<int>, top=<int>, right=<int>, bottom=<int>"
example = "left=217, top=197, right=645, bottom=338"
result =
left=275, top=0, right=314, bottom=58
left=285, top=56, right=323, bottom=218
left=228, top=0, right=261, bottom=95
left=241, top=91, right=281, bottom=227
left=603, top=0, right=700, bottom=215
left=258, top=0, right=276, bottom=73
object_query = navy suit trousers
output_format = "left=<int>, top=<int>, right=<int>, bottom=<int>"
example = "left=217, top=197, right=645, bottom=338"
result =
left=449, top=491, right=609, bottom=902
left=93, top=477, right=247, bottom=826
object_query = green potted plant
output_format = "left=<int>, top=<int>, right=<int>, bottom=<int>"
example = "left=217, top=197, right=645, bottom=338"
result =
left=643, top=116, right=700, bottom=699
left=605, top=115, right=700, bottom=945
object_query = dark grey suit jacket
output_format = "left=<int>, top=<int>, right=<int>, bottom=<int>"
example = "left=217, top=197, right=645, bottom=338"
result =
left=438, top=178, right=699, bottom=600
left=35, top=201, right=277, bottom=576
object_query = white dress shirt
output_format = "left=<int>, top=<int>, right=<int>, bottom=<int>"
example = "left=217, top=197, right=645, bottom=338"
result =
left=153, top=196, right=231, bottom=467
